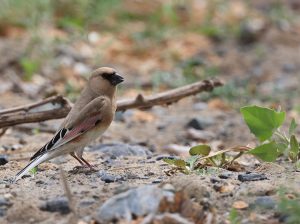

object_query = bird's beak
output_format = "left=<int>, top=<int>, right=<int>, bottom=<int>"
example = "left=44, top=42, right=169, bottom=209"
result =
left=112, top=73, right=124, bottom=86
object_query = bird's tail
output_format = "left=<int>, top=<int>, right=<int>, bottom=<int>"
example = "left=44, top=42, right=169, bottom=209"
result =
left=14, top=153, right=50, bottom=182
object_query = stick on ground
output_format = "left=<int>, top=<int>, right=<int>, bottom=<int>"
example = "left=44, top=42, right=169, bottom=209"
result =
left=0, top=79, right=223, bottom=128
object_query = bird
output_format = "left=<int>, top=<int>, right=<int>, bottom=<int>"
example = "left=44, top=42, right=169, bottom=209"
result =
left=14, top=67, right=124, bottom=181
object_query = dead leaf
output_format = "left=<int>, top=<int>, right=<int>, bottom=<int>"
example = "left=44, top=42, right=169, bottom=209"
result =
left=219, top=184, right=235, bottom=193
left=232, top=200, right=249, bottom=210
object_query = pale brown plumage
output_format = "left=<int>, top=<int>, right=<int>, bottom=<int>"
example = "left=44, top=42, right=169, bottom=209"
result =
left=15, top=67, right=124, bottom=181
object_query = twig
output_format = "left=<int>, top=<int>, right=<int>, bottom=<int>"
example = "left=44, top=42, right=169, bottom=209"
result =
left=59, top=166, right=78, bottom=223
left=117, top=79, right=222, bottom=111
left=0, top=96, right=72, bottom=128
left=0, top=79, right=223, bottom=128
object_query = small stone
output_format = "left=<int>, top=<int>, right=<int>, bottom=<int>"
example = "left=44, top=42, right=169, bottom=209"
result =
left=91, top=143, right=152, bottom=158
left=98, top=171, right=124, bottom=183
left=210, top=177, right=221, bottom=183
left=0, top=155, right=8, bottom=166
left=152, top=179, right=162, bottom=184
left=232, top=200, right=249, bottom=210
left=186, top=128, right=214, bottom=141
left=219, top=172, right=233, bottom=179
left=0, top=208, right=6, bottom=217
left=238, top=173, right=267, bottom=182
left=253, top=196, right=275, bottom=209
left=80, top=199, right=95, bottom=207
left=156, top=155, right=179, bottom=161
left=0, top=197, right=12, bottom=207
left=39, top=197, right=70, bottom=214
left=186, top=117, right=214, bottom=130
left=96, top=185, right=173, bottom=222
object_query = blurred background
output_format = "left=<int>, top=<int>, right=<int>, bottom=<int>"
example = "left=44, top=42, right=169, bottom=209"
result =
left=1, top=1, right=300, bottom=223
left=0, top=0, right=299, bottom=108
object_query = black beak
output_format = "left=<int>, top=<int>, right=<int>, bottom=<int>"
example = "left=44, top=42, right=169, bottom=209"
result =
left=111, top=73, right=124, bottom=86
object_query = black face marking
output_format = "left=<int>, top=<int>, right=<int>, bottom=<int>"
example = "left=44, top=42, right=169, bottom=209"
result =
left=80, top=129, right=85, bottom=133
left=102, top=72, right=124, bottom=86
left=95, top=119, right=101, bottom=126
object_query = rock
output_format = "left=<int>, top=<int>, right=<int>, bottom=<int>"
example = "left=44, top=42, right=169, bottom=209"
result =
left=148, top=213, right=194, bottom=224
left=0, top=197, right=12, bottom=217
left=238, top=173, right=267, bottom=182
left=98, top=170, right=125, bottom=183
left=219, top=172, right=234, bottom=179
left=90, top=143, right=152, bottom=158
left=96, top=185, right=173, bottom=222
left=0, top=155, right=8, bottom=166
left=156, top=155, right=180, bottom=161
left=0, top=208, right=6, bottom=217
left=186, top=117, right=214, bottom=130
left=0, top=197, right=11, bottom=207
left=39, top=197, right=70, bottom=214
left=79, top=199, right=95, bottom=207
left=186, top=128, right=214, bottom=141
left=252, top=196, right=275, bottom=209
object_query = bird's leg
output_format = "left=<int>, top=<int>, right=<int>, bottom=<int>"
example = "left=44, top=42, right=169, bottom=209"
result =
left=79, top=156, right=96, bottom=171
left=70, top=152, right=84, bottom=166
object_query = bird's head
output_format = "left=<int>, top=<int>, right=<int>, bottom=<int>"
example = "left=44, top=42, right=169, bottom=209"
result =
left=89, top=67, right=124, bottom=95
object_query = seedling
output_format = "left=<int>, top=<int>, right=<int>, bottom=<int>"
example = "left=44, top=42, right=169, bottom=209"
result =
left=163, top=144, right=249, bottom=175
left=241, top=105, right=299, bottom=164
left=164, top=105, right=299, bottom=174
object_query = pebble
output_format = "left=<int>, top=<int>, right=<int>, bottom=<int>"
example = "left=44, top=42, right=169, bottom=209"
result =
left=238, top=173, right=267, bottom=182
left=39, top=197, right=70, bottom=214
left=0, top=197, right=11, bottom=207
left=0, top=197, right=12, bottom=217
left=186, top=117, right=215, bottom=130
left=79, top=199, right=95, bottom=207
left=91, top=143, right=152, bottom=158
left=98, top=171, right=125, bottom=183
left=0, top=155, right=8, bottom=166
left=96, top=185, right=174, bottom=222
left=219, top=172, right=234, bottom=179
left=253, top=196, right=275, bottom=209
left=186, top=128, right=214, bottom=141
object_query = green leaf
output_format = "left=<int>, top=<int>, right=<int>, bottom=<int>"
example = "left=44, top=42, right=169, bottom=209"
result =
left=174, top=159, right=187, bottom=168
left=240, top=105, right=285, bottom=142
left=189, top=145, right=211, bottom=156
left=289, top=118, right=297, bottom=136
left=186, top=155, right=199, bottom=171
left=29, top=166, right=38, bottom=175
left=20, top=58, right=39, bottom=81
left=248, top=141, right=280, bottom=162
left=163, top=158, right=176, bottom=165
left=290, top=135, right=299, bottom=161
left=229, top=208, right=240, bottom=224
left=277, top=142, right=288, bottom=153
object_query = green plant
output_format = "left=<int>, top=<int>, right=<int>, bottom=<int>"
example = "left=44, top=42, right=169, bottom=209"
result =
left=277, top=188, right=300, bottom=224
left=163, top=144, right=248, bottom=175
left=20, top=57, right=40, bottom=81
left=229, top=208, right=241, bottom=224
left=241, top=105, right=299, bottom=164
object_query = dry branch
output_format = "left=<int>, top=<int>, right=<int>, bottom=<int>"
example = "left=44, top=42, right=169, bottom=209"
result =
left=0, top=79, right=223, bottom=128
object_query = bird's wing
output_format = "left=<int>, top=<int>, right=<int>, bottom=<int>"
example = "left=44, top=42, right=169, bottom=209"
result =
left=30, top=97, right=108, bottom=160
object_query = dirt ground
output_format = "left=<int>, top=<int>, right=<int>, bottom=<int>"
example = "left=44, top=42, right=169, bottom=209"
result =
left=1, top=1, right=300, bottom=223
